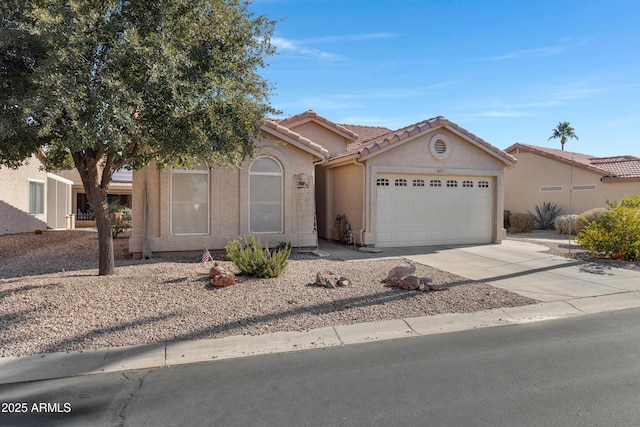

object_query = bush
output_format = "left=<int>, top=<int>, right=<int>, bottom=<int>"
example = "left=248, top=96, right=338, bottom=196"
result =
left=576, top=195, right=640, bottom=261
left=555, top=214, right=579, bottom=235
left=110, top=203, right=132, bottom=238
left=527, top=202, right=562, bottom=230
left=574, top=207, right=609, bottom=234
left=225, top=234, right=290, bottom=278
left=509, top=213, right=534, bottom=233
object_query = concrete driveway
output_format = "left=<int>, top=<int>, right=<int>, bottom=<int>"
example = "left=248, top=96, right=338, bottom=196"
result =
left=320, top=239, right=640, bottom=308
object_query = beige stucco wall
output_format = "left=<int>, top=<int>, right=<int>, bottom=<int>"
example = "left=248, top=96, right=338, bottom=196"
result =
left=362, top=128, right=507, bottom=245
left=286, top=121, right=351, bottom=157
left=324, top=162, right=364, bottom=243
left=0, top=154, right=49, bottom=235
left=129, top=134, right=318, bottom=255
left=504, top=151, right=640, bottom=215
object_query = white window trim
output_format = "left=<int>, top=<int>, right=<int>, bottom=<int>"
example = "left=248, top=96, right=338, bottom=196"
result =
left=28, top=179, right=45, bottom=216
left=249, top=156, right=284, bottom=234
left=169, top=165, right=210, bottom=236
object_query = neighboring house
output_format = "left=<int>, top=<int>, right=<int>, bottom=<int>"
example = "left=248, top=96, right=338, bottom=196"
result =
left=504, top=143, right=640, bottom=215
left=128, top=110, right=516, bottom=256
left=56, top=167, right=132, bottom=227
left=0, top=153, right=73, bottom=235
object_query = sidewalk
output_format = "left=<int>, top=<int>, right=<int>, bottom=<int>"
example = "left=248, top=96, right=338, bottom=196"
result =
left=2, top=239, right=640, bottom=385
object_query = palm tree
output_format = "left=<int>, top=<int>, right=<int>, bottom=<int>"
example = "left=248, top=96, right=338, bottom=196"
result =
left=548, top=121, right=579, bottom=151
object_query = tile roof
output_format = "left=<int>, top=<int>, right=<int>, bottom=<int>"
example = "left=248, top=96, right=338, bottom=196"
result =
left=504, top=143, right=640, bottom=181
left=262, top=120, right=329, bottom=158
left=328, top=116, right=516, bottom=165
left=276, top=110, right=359, bottom=142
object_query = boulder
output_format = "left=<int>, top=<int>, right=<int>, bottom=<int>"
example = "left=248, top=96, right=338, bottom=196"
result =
left=209, top=263, right=235, bottom=287
left=315, top=272, right=335, bottom=288
left=381, top=261, right=416, bottom=286
left=336, top=276, right=351, bottom=287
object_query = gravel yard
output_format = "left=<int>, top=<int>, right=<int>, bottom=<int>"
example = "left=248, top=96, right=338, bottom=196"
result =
left=0, top=230, right=545, bottom=357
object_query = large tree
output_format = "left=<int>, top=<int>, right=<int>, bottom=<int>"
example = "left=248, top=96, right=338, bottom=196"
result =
left=0, top=0, right=278, bottom=275
left=548, top=121, right=579, bottom=151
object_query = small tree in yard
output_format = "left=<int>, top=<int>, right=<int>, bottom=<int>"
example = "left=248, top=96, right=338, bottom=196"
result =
left=0, top=0, right=278, bottom=275
left=576, top=195, right=640, bottom=261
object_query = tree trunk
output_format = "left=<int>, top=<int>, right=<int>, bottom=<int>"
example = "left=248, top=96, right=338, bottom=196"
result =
left=92, top=196, right=115, bottom=275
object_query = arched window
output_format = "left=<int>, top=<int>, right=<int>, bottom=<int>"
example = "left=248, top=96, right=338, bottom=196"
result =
left=170, top=163, right=209, bottom=235
left=249, top=157, right=283, bottom=233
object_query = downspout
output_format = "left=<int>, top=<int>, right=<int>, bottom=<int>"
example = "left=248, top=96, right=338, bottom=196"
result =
left=353, top=158, right=366, bottom=246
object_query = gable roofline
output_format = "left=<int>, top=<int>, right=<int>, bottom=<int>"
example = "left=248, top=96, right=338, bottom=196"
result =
left=504, top=143, right=640, bottom=180
left=276, top=110, right=359, bottom=142
left=355, top=116, right=516, bottom=166
left=261, top=120, right=329, bottom=159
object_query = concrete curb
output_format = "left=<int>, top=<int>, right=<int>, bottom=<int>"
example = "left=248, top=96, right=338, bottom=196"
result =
left=3, top=297, right=640, bottom=385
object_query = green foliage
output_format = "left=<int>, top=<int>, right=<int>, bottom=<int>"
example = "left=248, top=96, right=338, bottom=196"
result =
left=554, top=214, right=579, bottom=235
left=225, top=234, right=290, bottom=278
left=527, top=202, right=562, bottom=230
left=576, top=195, right=640, bottom=261
left=276, top=241, right=292, bottom=252
left=1, top=0, right=278, bottom=274
left=110, top=203, right=132, bottom=238
left=574, top=207, right=609, bottom=234
left=548, top=121, right=579, bottom=151
left=509, top=213, right=534, bottom=233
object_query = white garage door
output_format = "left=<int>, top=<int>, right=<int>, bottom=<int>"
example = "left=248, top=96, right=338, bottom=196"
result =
left=376, top=174, right=492, bottom=247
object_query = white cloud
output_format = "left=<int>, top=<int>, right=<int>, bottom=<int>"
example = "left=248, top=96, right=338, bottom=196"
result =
left=271, top=36, right=342, bottom=60
left=488, top=46, right=563, bottom=61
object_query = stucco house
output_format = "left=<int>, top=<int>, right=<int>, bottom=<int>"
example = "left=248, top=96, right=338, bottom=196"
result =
left=0, top=153, right=74, bottom=235
left=128, top=110, right=516, bottom=256
left=504, top=143, right=640, bottom=215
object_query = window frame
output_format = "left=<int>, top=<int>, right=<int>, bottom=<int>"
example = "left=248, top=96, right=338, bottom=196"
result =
left=28, top=179, right=45, bottom=216
left=249, top=156, right=284, bottom=234
left=169, top=164, right=210, bottom=236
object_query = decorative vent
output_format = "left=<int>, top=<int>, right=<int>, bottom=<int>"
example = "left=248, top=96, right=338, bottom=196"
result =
left=572, top=184, right=596, bottom=191
left=434, top=140, right=447, bottom=154
left=376, top=178, right=389, bottom=186
left=541, top=186, right=562, bottom=192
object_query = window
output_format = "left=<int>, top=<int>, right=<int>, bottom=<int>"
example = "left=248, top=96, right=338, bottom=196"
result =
left=395, top=178, right=407, bottom=187
left=250, top=157, right=283, bottom=233
left=28, top=180, right=45, bottom=215
left=446, top=180, right=458, bottom=187
left=413, top=179, right=425, bottom=187
left=463, top=180, right=473, bottom=188
left=430, top=179, right=442, bottom=187
left=478, top=181, right=489, bottom=188
left=376, top=178, right=389, bottom=186
left=171, top=163, right=209, bottom=235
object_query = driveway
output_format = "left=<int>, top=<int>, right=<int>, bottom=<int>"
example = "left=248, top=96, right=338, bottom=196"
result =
left=320, top=239, right=640, bottom=308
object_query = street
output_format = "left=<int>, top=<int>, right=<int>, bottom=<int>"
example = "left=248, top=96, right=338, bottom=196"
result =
left=2, top=308, right=640, bottom=426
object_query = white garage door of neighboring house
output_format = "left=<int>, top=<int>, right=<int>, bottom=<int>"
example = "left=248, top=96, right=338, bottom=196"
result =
left=376, top=175, right=492, bottom=247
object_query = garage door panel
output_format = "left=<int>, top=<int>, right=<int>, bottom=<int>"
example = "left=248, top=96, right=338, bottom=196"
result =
left=376, top=174, right=492, bottom=247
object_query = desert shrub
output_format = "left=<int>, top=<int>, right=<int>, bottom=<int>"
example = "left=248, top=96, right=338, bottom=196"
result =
left=110, top=203, right=132, bottom=238
left=574, top=207, right=609, bottom=234
left=275, top=241, right=292, bottom=252
left=509, top=213, right=534, bottom=233
left=527, top=202, right=562, bottom=230
left=555, top=214, right=579, bottom=235
left=225, top=234, right=290, bottom=278
left=576, top=195, right=640, bottom=261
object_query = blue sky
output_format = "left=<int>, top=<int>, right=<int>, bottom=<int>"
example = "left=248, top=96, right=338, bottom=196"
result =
left=251, top=0, right=640, bottom=157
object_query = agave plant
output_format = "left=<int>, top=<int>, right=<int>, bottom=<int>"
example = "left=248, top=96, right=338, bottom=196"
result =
left=527, top=202, right=562, bottom=230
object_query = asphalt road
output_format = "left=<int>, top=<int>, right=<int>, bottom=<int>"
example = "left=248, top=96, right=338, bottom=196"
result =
left=2, top=308, right=640, bottom=426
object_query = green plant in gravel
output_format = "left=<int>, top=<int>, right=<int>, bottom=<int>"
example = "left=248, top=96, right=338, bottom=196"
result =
left=225, top=234, right=290, bottom=278
left=110, top=203, right=132, bottom=238
left=527, top=202, right=562, bottom=230
left=576, top=195, right=640, bottom=261
left=574, top=207, right=609, bottom=234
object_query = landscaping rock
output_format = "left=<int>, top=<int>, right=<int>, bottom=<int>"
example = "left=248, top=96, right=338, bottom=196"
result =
left=315, top=272, right=337, bottom=288
left=336, top=276, right=351, bottom=287
left=381, top=261, right=416, bottom=286
left=209, top=263, right=236, bottom=287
